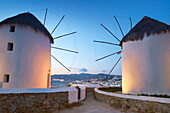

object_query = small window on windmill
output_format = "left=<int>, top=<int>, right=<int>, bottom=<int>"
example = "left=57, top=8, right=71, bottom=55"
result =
left=3, top=74, right=10, bottom=83
left=10, top=25, right=15, bottom=32
left=7, top=43, right=14, bottom=51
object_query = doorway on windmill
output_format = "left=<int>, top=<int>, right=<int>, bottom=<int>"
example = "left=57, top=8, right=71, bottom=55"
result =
left=7, top=43, right=13, bottom=51
left=75, top=86, right=81, bottom=100
left=10, top=25, right=15, bottom=32
left=3, top=74, right=10, bottom=83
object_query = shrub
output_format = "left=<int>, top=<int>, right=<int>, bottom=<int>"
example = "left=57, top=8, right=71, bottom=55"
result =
left=98, top=87, right=122, bottom=92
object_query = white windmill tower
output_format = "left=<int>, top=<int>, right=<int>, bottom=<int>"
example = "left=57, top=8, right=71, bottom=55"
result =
left=121, top=17, right=170, bottom=95
left=95, top=16, right=170, bottom=95
left=0, top=9, right=78, bottom=88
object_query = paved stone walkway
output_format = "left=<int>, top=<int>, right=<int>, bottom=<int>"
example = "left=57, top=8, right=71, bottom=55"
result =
left=60, top=93, right=124, bottom=113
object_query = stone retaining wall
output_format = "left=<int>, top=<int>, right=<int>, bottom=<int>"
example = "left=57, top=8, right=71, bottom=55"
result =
left=0, top=92, right=68, bottom=113
left=86, top=88, right=94, bottom=94
left=94, top=88, right=170, bottom=113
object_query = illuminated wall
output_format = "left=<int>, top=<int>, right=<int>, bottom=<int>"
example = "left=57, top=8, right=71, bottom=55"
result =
left=0, top=24, right=51, bottom=88
left=122, top=32, right=170, bottom=95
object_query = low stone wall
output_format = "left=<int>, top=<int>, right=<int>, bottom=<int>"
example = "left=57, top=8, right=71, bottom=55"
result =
left=94, top=88, right=170, bottom=113
left=86, top=87, right=94, bottom=94
left=0, top=91, right=68, bottom=112
left=71, top=84, right=102, bottom=95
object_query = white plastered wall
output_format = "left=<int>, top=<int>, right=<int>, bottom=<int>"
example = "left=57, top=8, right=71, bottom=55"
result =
left=122, top=32, right=170, bottom=95
left=0, top=24, right=51, bottom=88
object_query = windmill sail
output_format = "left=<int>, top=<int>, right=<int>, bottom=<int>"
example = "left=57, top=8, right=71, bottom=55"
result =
left=51, top=55, right=71, bottom=72
left=108, top=56, right=122, bottom=75
left=54, top=31, right=77, bottom=40
left=51, top=47, right=78, bottom=54
left=114, top=16, right=124, bottom=37
left=93, top=40, right=119, bottom=46
left=51, top=15, right=65, bottom=35
left=43, top=8, right=48, bottom=26
left=100, top=24, right=120, bottom=42
left=96, top=51, right=121, bottom=61
left=129, top=17, right=132, bottom=29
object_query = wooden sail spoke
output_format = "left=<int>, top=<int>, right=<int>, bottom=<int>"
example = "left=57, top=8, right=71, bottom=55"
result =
left=100, top=24, right=121, bottom=42
left=52, top=47, right=78, bottom=54
left=95, top=51, right=121, bottom=61
left=93, top=40, right=119, bottom=46
left=54, top=32, right=77, bottom=40
left=114, top=16, right=124, bottom=37
left=108, top=56, right=122, bottom=75
left=51, top=15, right=65, bottom=35
left=51, top=55, right=70, bottom=72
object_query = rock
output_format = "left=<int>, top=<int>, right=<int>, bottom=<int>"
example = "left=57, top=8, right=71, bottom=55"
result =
left=34, top=103, right=43, bottom=107
left=0, top=92, right=69, bottom=112
left=53, top=103, right=59, bottom=108
left=8, top=106, right=16, bottom=112
left=94, top=91, right=170, bottom=113
left=43, top=100, right=50, bottom=105
left=2, top=107, right=8, bottom=113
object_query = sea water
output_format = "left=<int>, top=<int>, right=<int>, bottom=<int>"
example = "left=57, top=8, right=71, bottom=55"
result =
left=51, top=81, right=70, bottom=87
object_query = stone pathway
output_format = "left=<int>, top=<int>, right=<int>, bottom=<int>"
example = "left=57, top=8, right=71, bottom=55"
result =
left=59, top=93, right=124, bottom=113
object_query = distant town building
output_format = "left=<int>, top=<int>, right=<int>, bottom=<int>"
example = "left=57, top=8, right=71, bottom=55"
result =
left=0, top=13, right=53, bottom=88
left=121, top=16, right=170, bottom=95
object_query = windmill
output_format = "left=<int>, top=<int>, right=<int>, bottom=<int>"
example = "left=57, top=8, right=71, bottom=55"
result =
left=94, top=16, right=132, bottom=82
left=0, top=9, right=78, bottom=88
left=42, top=8, right=78, bottom=72
left=95, top=15, right=170, bottom=95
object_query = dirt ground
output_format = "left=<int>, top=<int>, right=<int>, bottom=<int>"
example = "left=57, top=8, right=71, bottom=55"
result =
left=59, top=93, right=124, bottom=113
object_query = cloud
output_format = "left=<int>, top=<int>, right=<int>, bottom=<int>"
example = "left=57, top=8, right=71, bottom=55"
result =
left=102, top=70, right=107, bottom=72
left=79, top=68, right=88, bottom=72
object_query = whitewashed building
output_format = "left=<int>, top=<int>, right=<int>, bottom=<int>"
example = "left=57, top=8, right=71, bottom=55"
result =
left=121, top=16, right=170, bottom=95
left=0, top=13, right=54, bottom=88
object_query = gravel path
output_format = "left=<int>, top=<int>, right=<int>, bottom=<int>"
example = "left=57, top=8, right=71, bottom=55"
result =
left=59, top=93, right=124, bottom=113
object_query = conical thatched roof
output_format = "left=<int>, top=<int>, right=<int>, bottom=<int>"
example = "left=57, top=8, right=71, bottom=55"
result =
left=0, top=13, right=54, bottom=43
left=120, top=16, right=170, bottom=46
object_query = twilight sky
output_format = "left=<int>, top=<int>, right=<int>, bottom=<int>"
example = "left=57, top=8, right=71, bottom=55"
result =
left=0, top=0, right=169, bottom=75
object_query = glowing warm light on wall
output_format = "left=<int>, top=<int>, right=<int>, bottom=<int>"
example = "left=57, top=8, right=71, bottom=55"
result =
left=122, top=33, right=170, bottom=95
left=122, top=76, right=131, bottom=94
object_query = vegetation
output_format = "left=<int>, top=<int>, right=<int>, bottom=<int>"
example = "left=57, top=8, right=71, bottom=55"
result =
left=137, top=94, right=170, bottom=98
left=98, top=87, right=122, bottom=93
